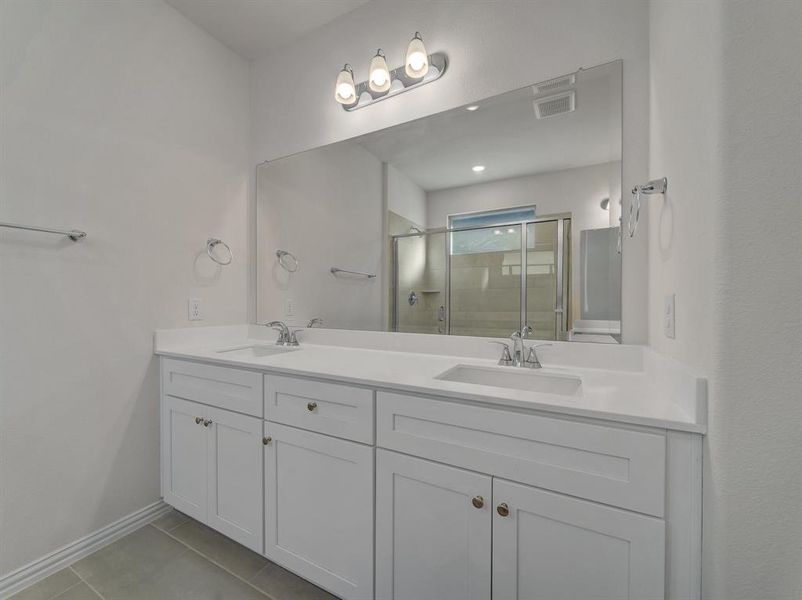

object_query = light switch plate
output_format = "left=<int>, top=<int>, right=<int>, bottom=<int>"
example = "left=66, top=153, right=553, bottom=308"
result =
left=188, top=297, right=203, bottom=321
left=664, top=294, right=675, bottom=338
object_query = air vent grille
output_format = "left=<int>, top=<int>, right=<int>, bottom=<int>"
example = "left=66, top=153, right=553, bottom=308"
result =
left=534, top=91, right=576, bottom=119
left=535, top=74, right=576, bottom=94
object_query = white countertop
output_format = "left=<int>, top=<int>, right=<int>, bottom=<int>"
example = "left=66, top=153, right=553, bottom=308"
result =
left=154, top=326, right=707, bottom=434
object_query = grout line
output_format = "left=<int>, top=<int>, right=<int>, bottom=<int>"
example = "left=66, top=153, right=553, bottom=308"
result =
left=40, top=579, right=83, bottom=600
left=148, top=525, right=278, bottom=600
left=67, top=567, right=106, bottom=600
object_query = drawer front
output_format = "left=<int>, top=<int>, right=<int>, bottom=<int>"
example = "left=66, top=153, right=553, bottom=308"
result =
left=265, top=375, right=374, bottom=444
left=377, top=392, right=666, bottom=517
left=162, top=358, right=263, bottom=417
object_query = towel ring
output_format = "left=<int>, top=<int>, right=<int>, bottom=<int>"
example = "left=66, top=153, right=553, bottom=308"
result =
left=276, top=250, right=299, bottom=272
left=206, top=238, right=233, bottom=265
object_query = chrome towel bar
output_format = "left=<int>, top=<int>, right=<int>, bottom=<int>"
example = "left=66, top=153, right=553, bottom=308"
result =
left=0, top=221, right=86, bottom=241
left=331, top=267, right=376, bottom=279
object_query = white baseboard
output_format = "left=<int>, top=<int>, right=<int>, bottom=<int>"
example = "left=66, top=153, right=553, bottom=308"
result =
left=0, top=500, right=171, bottom=599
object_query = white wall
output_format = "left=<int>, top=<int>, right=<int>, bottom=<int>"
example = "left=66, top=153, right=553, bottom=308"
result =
left=0, top=0, right=250, bottom=577
left=251, top=0, right=651, bottom=343
left=387, top=164, right=426, bottom=228
left=649, top=1, right=802, bottom=598
left=256, top=143, right=385, bottom=330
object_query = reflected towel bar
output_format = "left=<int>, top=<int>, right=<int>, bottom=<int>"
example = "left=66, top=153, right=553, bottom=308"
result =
left=0, top=221, right=86, bottom=241
left=331, top=267, right=376, bottom=279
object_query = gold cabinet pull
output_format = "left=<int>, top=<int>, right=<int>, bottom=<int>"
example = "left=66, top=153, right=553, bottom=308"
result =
left=497, top=503, right=510, bottom=517
left=262, top=436, right=272, bottom=445
left=472, top=496, right=484, bottom=509
left=195, top=417, right=203, bottom=425
left=307, top=402, right=318, bottom=412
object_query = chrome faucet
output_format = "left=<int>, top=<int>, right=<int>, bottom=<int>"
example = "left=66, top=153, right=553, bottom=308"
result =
left=510, top=326, right=533, bottom=367
left=307, top=317, right=324, bottom=328
left=261, top=320, right=291, bottom=346
left=492, top=326, right=552, bottom=368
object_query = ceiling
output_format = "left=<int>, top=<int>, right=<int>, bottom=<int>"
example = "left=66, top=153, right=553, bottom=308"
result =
left=355, top=62, right=622, bottom=191
left=165, top=0, right=372, bottom=60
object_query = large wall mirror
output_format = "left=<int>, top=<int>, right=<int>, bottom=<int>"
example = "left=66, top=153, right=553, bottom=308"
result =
left=257, top=60, right=622, bottom=343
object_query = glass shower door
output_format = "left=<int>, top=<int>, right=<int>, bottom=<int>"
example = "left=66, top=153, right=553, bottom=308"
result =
left=393, top=232, right=446, bottom=334
left=525, top=220, right=567, bottom=340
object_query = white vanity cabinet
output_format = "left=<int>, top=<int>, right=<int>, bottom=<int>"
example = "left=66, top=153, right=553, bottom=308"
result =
left=263, top=422, right=374, bottom=600
left=161, top=360, right=264, bottom=552
left=160, top=357, right=702, bottom=600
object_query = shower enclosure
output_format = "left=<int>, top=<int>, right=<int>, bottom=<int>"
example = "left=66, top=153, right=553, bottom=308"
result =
left=391, top=215, right=571, bottom=340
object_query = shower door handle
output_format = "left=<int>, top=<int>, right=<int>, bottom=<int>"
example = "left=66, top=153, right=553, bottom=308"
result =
left=437, top=305, right=446, bottom=321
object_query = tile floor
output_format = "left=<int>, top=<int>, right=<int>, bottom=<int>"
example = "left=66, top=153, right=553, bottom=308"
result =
left=11, top=510, right=337, bottom=600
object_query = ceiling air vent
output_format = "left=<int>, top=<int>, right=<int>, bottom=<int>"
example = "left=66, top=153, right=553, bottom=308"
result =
left=534, top=91, right=576, bottom=119
left=535, top=74, right=576, bottom=94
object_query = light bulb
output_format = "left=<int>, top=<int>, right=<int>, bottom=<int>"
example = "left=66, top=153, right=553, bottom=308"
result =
left=369, top=50, right=391, bottom=93
left=334, top=64, right=356, bottom=104
left=405, top=32, right=429, bottom=78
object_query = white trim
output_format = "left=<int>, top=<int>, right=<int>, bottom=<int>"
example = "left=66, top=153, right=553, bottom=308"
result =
left=0, top=500, right=170, bottom=599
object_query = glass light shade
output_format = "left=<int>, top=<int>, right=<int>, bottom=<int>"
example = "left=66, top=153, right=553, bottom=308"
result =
left=405, top=33, right=429, bottom=78
left=369, top=50, right=391, bottom=93
left=334, top=65, right=356, bottom=104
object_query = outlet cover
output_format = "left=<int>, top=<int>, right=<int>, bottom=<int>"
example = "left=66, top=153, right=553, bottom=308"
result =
left=664, top=294, right=675, bottom=339
left=188, top=297, right=203, bottom=321
left=285, top=298, right=295, bottom=316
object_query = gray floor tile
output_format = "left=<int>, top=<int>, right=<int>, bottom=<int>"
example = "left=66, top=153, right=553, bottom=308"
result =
left=9, top=569, right=80, bottom=600
left=106, top=550, right=268, bottom=600
left=168, top=520, right=268, bottom=580
left=249, top=562, right=337, bottom=600
left=71, top=525, right=188, bottom=597
left=150, top=509, right=191, bottom=533
left=52, top=582, right=102, bottom=600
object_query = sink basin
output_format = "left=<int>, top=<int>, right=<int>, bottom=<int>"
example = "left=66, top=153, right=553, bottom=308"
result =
left=216, top=344, right=297, bottom=358
left=436, top=364, right=581, bottom=396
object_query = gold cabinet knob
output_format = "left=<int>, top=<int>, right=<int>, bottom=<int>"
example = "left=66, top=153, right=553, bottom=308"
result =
left=203, top=419, right=212, bottom=427
left=195, top=417, right=203, bottom=424
left=262, top=436, right=272, bottom=445
left=497, top=503, right=510, bottom=517
left=472, top=496, right=484, bottom=509
left=307, top=402, right=317, bottom=412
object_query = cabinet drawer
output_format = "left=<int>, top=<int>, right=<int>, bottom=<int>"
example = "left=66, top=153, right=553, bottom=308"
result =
left=265, top=375, right=374, bottom=443
left=377, top=392, right=666, bottom=517
left=162, top=358, right=262, bottom=417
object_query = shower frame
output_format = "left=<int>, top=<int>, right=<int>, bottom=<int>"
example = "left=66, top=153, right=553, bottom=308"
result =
left=391, top=214, right=571, bottom=338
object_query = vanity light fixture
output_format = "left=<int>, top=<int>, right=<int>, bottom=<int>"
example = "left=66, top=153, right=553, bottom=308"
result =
left=334, top=64, right=356, bottom=105
left=472, top=165, right=486, bottom=172
left=334, top=33, right=447, bottom=111
left=368, top=50, right=391, bottom=93
left=405, top=32, right=429, bottom=78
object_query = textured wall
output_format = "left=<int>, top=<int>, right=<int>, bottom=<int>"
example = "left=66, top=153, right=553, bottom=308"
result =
left=0, top=0, right=250, bottom=576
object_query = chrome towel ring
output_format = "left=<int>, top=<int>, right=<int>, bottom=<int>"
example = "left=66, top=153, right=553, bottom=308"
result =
left=276, top=250, right=299, bottom=272
left=628, top=177, right=668, bottom=238
left=206, top=238, right=233, bottom=265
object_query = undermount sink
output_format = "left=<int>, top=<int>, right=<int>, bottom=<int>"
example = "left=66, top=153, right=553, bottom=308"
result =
left=215, top=344, right=297, bottom=358
left=436, top=364, right=582, bottom=396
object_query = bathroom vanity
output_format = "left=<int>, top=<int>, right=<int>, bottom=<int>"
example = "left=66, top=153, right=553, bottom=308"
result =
left=156, top=326, right=705, bottom=600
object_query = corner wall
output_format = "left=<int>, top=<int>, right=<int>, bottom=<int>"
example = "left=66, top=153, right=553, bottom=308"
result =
left=0, top=0, right=251, bottom=576
left=649, top=1, right=802, bottom=597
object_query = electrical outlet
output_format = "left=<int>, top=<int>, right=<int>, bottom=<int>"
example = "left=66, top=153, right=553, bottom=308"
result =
left=285, top=298, right=295, bottom=316
left=664, top=294, right=675, bottom=339
left=188, top=297, right=203, bottom=321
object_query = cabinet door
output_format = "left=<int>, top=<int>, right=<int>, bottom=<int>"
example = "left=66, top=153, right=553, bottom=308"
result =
left=492, top=479, right=665, bottom=600
left=162, top=396, right=207, bottom=522
left=206, top=406, right=263, bottom=552
left=264, top=423, right=374, bottom=600
left=376, top=449, right=491, bottom=600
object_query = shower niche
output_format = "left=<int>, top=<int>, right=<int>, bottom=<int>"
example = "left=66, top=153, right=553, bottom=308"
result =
left=257, top=61, right=623, bottom=343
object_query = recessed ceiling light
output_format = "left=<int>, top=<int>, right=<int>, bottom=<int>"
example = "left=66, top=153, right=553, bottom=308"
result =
left=466, top=105, right=479, bottom=111
left=472, top=165, right=485, bottom=172
left=493, top=230, right=502, bottom=235
left=507, top=228, right=515, bottom=234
